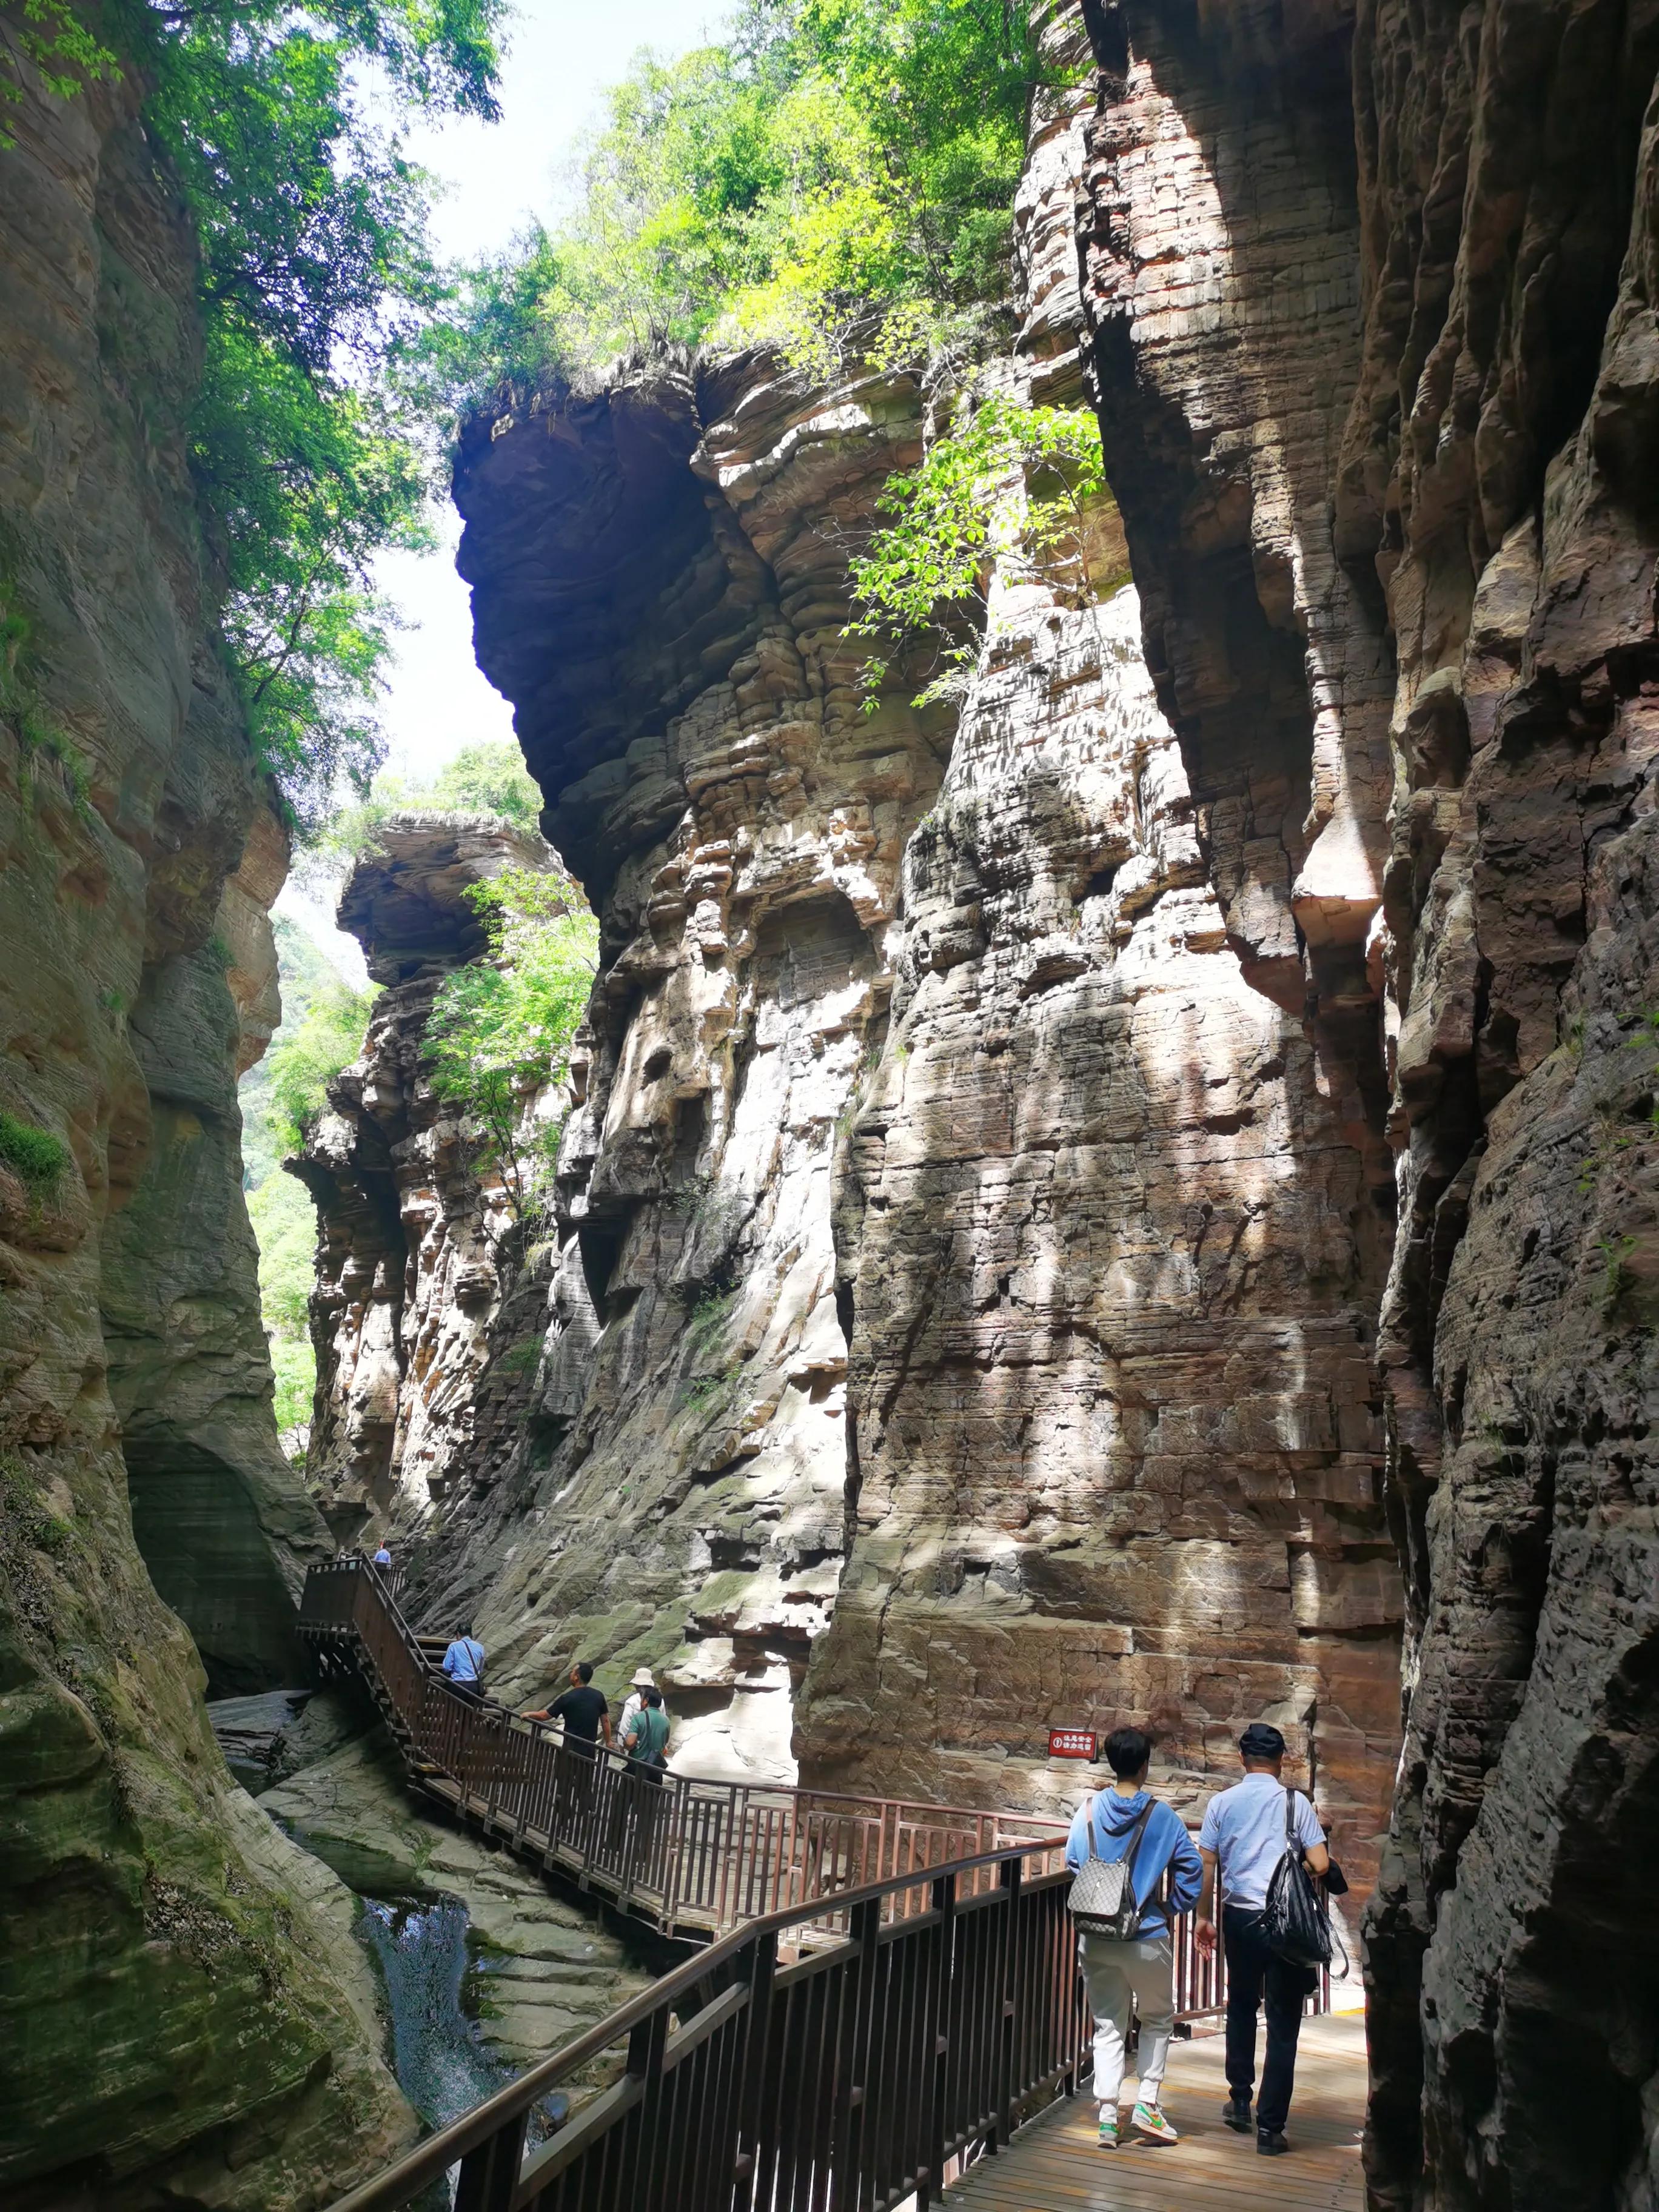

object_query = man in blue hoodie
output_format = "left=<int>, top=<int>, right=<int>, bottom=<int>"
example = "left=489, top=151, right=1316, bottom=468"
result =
left=1065, top=1726, right=1204, bottom=2148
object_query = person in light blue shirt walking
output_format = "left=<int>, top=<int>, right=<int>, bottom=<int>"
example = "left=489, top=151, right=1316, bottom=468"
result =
left=441, top=1627, right=486, bottom=1701
left=1065, top=1727, right=1202, bottom=2150
left=1195, top=1722, right=1329, bottom=2156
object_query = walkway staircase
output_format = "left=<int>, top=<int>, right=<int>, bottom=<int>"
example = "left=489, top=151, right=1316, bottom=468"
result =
left=301, top=1559, right=1344, bottom=2212
left=298, top=1558, right=1062, bottom=1941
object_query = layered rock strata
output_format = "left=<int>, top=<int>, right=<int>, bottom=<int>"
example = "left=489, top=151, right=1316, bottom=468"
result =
left=796, top=28, right=1401, bottom=1873
left=297, top=813, right=559, bottom=1537
left=432, top=355, right=951, bottom=1777
left=430, top=16, right=1403, bottom=1863
left=1076, top=5, right=1659, bottom=2207
left=104, top=805, right=333, bottom=1692
left=0, top=45, right=409, bottom=2204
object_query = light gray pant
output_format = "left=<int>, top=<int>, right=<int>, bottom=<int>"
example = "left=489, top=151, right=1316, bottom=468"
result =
left=1080, top=1931, right=1175, bottom=2108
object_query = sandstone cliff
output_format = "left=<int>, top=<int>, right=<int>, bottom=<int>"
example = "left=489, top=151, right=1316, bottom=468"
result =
left=420, top=358, right=951, bottom=1780
left=422, top=6, right=1403, bottom=1872
left=0, top=43, right=409, bottom=2205
left=1075, top=4, right=1659, bottom=2206
left=297, top=811, right=562, bottom=1535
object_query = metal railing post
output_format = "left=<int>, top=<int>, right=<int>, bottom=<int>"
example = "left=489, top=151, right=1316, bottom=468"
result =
left=452, top=2113, right=526, bottom=2212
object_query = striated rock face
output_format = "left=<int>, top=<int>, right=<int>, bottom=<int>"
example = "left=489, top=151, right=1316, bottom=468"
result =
left=437, top=357, right=948, bottom=1777
left=1077, top=5, right=1659, bottom=2207
left=433, top=13, right=1403, bottom=1862
left=297, top=812, right=561, bottom=1533
left=796, top=30, right=1400, bottom=1868
left=0, top=49, right=409, bottom=2205
left=104, top=806, right=333, bottom=1692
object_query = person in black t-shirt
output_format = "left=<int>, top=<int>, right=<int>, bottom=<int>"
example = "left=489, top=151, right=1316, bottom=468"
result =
left=523, top=1661, right=611, bottom=1752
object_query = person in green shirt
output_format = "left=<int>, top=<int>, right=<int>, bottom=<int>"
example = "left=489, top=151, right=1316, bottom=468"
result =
left=622, top=1686, right=669, bottom=1765
left=620, top=1687, right=670, bottom=1866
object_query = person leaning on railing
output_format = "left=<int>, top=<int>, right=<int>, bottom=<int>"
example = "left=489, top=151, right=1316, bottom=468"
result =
left=521, top=1661, right=612, bottom=1752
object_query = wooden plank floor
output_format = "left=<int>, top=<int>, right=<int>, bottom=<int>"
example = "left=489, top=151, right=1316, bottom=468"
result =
left=943, top=2013, right=1367, bottom=2212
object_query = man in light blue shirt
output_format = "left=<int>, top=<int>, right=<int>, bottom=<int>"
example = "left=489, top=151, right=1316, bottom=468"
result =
left=1195, top=1723, right=1329, bottom=2156
left=441, top=1627, right=486, bottom=1701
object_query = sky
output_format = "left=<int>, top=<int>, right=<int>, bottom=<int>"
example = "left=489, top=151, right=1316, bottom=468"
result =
left=277, top=0, right=723, bottom=973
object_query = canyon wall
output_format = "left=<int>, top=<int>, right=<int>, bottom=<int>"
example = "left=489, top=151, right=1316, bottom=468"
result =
left=297, top=811, right=558, bottom=1541
left=0, top=42, right=409, bottom=2204
left=431, top=8, right=1403, bottom=1873
left=436, top=357, right=951, bottom=1778
left=1076, top=4, right=1659, bottom=2207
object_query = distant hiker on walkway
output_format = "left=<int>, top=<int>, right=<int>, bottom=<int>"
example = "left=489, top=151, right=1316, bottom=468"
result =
left=616, top=1666, right=662, bottom=1748
left=372, top=1542, right=392, bottom=1568
left=523, top=1662, right=612, bottom=1753
left=1195, top=1722, right=1329, bottom=2156
left=622, top=1684, right=669, bottom=1769
left=1065, top=1726, right=1202, bottom=2150
left=441, top=1627, right=486, bottom=1701
left=620, top=1686, right=671, bottom=1861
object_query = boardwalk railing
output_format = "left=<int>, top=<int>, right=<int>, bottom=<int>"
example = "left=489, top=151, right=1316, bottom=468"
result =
left=298, top=1560, right=1064, bottom=1940
left=300, top=1560, right=1329, bottom=2020
left=326, top=1836, right=1088, bottom=2212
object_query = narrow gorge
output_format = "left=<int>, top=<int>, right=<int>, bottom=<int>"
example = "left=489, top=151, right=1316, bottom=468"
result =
left=2, top=2, right=1655, bottom=2208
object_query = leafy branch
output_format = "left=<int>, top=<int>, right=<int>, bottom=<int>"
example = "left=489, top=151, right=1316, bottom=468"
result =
left=844, top=392, right=1108, bottom=708
left=424, top=866, right=599, bottom=1233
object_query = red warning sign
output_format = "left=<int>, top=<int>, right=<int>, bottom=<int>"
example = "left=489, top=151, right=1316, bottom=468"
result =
left=1047, top=1728, right=1097, bottom=1760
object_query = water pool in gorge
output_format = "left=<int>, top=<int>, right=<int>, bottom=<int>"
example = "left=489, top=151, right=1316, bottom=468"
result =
left=355, top=1892, right=507, bottom=2137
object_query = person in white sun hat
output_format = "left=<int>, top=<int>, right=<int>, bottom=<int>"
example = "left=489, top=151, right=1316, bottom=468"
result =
left=615, top=1666, right=662, bottom=1751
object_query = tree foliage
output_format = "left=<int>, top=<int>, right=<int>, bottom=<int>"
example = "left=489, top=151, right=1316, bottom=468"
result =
left=311, top=739, right=545, bottom=874
left=115, top=0, right=504, bottom=826
left=846, top=393, right=1107, bottom=704
left=264, top=976, right=380, bottom=1156
left=240, top=916, right=361, bottom=1452
left=415, top=0, right=1051, bottom=415
left=0, top=1, right=118, bottom=144
left=425, top=865, right=598, bottom=1225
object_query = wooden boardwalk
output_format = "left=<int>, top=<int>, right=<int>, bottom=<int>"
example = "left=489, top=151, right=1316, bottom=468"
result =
left=943, top=2013, right=1367, bottom=2212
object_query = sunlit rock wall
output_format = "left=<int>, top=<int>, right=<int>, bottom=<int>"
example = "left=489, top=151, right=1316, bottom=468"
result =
left=0, top=44, right=409, bottom=2205
left=441, top=8, right=1403, bottom=1854
left=796, top=16, right=1400, bottom=1877
left=1076, top=4, right=1659, bottom=2206
left=438, top=357, right=948, bottom=1778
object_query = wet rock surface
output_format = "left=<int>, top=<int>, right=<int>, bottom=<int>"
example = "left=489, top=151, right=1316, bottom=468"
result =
left=261, top=1692, right=648, bottom=2076
left=0, top=44, right=407, bottom=2207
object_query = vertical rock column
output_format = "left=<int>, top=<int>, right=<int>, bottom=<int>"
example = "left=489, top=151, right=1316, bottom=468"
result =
left=297, top=812, right=560, bottom=1536
left=794, top=11, right=1401, bottom=1877
left=0, top=52, right=409, bottom=2205
left=440, top=357, right=950, bottom=1778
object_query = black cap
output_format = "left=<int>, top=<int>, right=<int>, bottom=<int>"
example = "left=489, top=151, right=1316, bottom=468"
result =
left=1239, top=1722, right=1286, bottom=1759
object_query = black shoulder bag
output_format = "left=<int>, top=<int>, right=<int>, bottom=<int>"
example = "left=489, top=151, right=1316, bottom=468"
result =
left=1262, top=1788, right=1337, bottom=1970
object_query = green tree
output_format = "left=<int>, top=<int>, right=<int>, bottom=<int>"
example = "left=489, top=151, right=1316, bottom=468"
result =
left=240, top=915, right=360, bottom=1453
left=845, top=392, right=1107, bottom=704
left=247, top=1169, right=319, bottom=1439
left=412, top=0, right=1051, bottom=418
left=306, top=738, right=546, bottom=877
left=426, top=865, right=598, bottom=1225
left=10, top=0, right=502, bottom=826
left=264, top=978, right=379, bottom=1156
